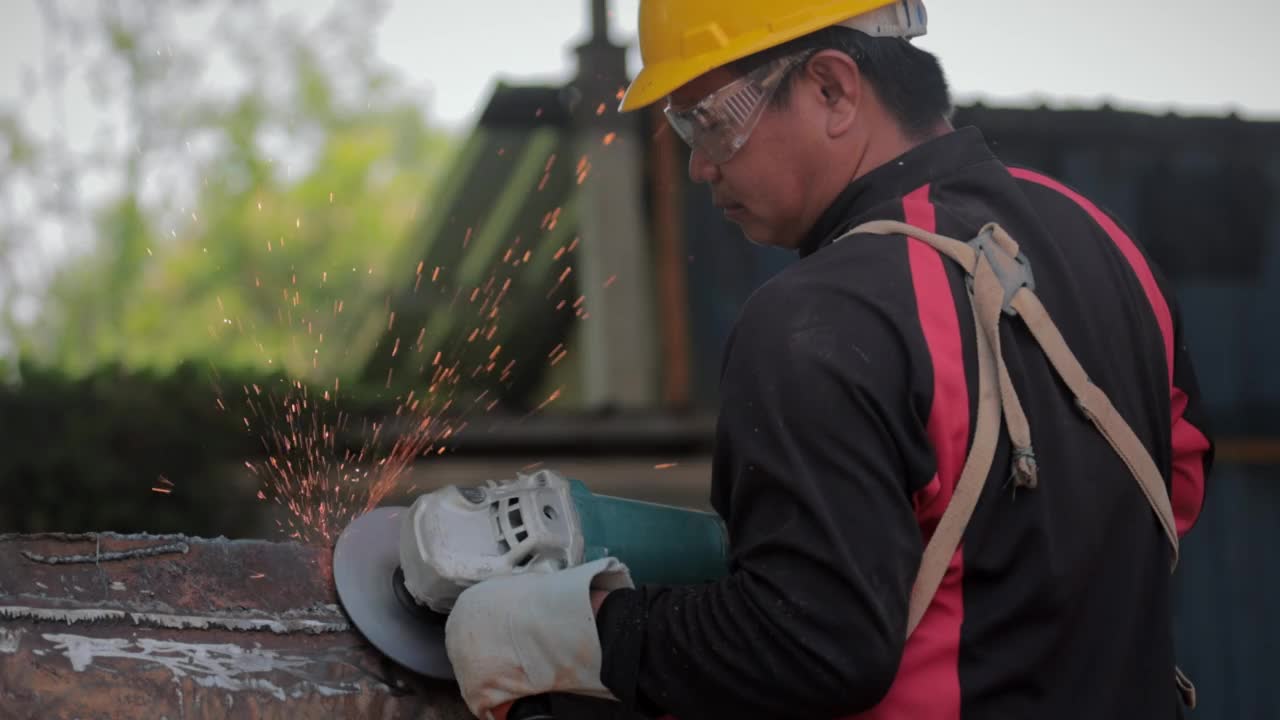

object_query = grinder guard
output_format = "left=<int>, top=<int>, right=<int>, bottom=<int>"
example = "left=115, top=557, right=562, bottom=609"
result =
left=400, top=469, right=586, bottom=614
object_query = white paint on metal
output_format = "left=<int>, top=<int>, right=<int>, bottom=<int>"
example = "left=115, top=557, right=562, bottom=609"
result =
left=0, top=627, right=22, bottom=654
left=0, top=605, right=348, bottom=634
left=42, top=633, right=370, bottom=701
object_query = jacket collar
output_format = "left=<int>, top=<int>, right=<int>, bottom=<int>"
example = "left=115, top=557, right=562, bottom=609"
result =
left=797, top=126, right=997, bottom=258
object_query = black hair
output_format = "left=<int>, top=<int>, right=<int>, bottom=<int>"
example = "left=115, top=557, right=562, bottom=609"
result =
left=728, top=26, right=952, bottom=140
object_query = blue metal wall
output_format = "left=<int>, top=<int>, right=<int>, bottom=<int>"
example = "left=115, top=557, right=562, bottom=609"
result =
left=1175, top=463, right=1280, bottom=718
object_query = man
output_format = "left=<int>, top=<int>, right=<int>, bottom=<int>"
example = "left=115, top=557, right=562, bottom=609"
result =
left=442, top=2, right=1215, bottom=718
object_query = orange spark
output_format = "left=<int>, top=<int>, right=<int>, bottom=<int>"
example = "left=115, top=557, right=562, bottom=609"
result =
left=604, top=274, right=617, bottom=288
left=596, top=102, right=606, bottom=115
left=603, top=132, right=617, bottom=146
left=151, top=487, right=172, bottom=494
left=536, top=388, right=563, bottom=412
left=654, top=463, right=679, bottom=470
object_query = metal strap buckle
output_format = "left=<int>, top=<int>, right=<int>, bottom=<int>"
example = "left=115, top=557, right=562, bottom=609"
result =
left=965, top=225, right=1035, bottom=316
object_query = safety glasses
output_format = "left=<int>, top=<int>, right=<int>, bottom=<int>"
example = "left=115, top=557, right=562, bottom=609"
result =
left=663, top=50, right=813, bottom=165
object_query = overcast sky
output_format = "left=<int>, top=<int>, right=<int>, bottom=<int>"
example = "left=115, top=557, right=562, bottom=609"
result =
left=2, top=0, right=1278, bottom=134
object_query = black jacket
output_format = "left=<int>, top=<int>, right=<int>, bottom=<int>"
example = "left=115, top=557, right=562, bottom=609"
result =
left=593, top=127, right=1214, bottom=720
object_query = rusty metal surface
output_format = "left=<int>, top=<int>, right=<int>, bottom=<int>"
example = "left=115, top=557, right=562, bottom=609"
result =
left=0, top=532, right=472, bottom=720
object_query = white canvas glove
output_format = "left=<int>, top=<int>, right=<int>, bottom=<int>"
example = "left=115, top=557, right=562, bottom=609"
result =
left=444, top=557, right=635, bottom=720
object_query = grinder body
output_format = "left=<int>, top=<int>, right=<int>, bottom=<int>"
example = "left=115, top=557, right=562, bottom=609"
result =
left=399, top=468, right=728, bottom=613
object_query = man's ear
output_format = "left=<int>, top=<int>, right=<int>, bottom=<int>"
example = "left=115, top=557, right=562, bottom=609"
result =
left=805, top=51, right=862, bottom=137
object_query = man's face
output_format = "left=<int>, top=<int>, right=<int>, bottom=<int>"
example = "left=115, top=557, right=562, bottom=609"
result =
left=668, top=64, right=828, bottom=250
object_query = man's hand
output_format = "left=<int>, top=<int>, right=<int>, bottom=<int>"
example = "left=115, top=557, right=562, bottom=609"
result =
left=444, top=558, right=633, bottom=719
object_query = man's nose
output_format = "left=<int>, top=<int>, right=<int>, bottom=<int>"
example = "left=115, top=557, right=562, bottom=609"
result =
left=688, top=146, right=721, bottom=184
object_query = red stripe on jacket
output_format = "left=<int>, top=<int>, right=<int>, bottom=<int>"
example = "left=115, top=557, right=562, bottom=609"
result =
left=1008, top=168, right=1209, bottom=536
left=856, top=184, right=966, bottom=719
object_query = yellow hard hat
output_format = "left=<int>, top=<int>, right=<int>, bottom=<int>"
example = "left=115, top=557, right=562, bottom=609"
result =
left=618, top=0, right=929, bottom=113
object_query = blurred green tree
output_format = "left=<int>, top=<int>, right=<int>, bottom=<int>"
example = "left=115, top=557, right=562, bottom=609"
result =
left=4, top=0, right=459, bottom=386
left=0, top=0, right=462, bottom=538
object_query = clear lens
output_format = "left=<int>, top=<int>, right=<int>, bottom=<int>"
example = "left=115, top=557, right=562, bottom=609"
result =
left=664, top=50, right=810, bottom=164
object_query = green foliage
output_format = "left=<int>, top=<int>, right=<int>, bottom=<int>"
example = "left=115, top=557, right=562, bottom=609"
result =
left=9, top=1, right=460, bottom=391
left=0, top=1, right=465, bottom=535
left=89, top=101, right=456, bottom=385
left=0, top=360, right=273, bottom=537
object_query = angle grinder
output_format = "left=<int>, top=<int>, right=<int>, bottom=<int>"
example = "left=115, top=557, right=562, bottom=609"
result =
left=332, top=468, right=728, bottom=718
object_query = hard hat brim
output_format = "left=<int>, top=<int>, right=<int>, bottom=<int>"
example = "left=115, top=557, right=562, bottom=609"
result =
left=617, top=27, right=808, bottom=113
left=619, top=58, right=707, bottom=113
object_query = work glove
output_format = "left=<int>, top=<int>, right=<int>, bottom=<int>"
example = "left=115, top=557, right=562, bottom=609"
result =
left=444, top=557, right=635, bottom=720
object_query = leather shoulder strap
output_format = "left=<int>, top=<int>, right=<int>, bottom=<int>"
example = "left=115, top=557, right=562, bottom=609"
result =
left=836, top=220, right=1179, bottom=637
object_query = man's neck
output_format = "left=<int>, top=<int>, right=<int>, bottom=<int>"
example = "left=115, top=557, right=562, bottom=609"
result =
left=848, top=118, right=955, bottom=187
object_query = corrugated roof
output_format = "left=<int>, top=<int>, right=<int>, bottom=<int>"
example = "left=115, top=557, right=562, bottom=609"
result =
left=358, top=81, right=584, bottom=409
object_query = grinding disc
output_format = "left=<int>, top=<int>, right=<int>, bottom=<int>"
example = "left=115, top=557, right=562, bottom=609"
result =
left=332, top=506, right=454, bottom=679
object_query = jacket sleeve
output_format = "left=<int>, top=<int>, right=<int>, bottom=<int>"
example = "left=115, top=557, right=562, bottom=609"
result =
left=1162, top=275, right=1214, bottom=538
left=595, top=267, right=936, bottom=720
